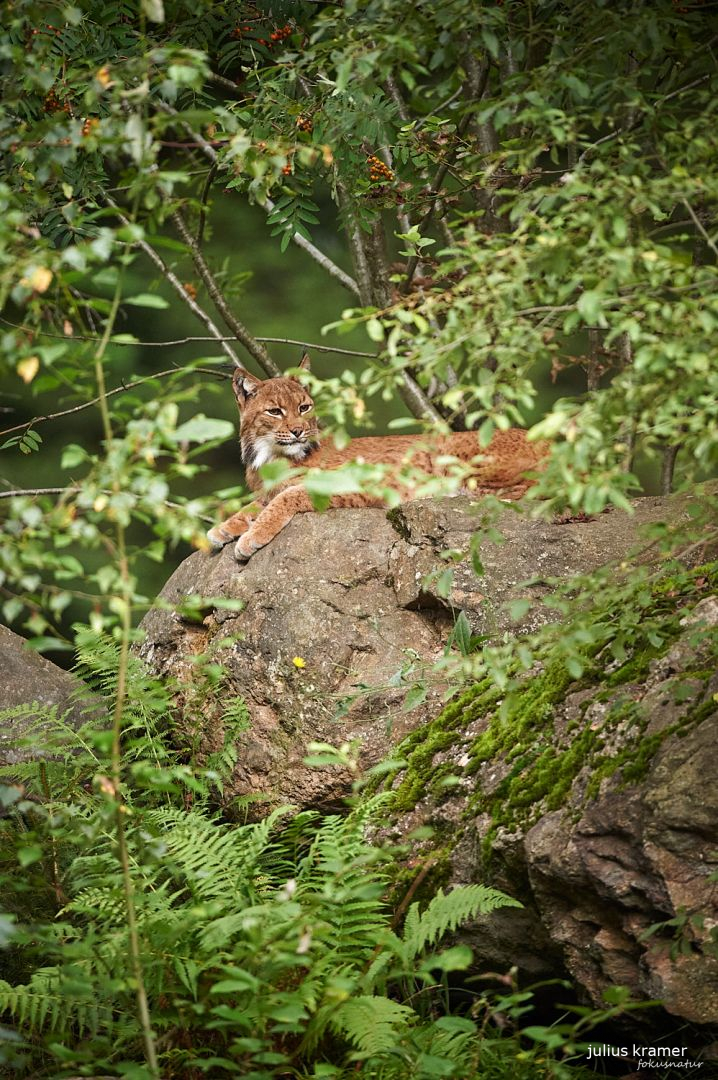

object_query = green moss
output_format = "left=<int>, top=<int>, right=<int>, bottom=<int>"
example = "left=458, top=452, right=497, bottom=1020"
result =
left=389, top=678, right=501, bottom=813
left=603, top=644, right=665, bottom=687
left=382, top=561, right=718, bottom=864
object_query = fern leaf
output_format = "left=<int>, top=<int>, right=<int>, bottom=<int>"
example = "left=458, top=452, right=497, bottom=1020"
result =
left=330, top=994, right=415, bottom=1055
left=403, top=885, right=521, bottom=959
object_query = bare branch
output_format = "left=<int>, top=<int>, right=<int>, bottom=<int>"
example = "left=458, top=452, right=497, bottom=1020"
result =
left=681, top=196, right=718, bottom=262
left=0, top=486, right=73, bottom=499
left=197, top=160, right=218, bottom=247
left=0, top=367, right=229, bottom=439
left=0, top=317, right=377, bottom=358
left=171, top=207, right=281, bottom=377
left=157, top=102, right=360, bottom=297
left=105, top=196, right=244, bottom=370
left=207, top=70, right=243, bottom=94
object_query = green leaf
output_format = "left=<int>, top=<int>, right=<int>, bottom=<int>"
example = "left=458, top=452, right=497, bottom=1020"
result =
left=422, top=944, right=473, bottom=972
left=450, top=610, right=472, bottom=655
left=508, top=599, right=531, bottom=621
left=566, top=656, right=584, bottom=680
left=172, top=416, right=235, bottom=443
left=124, top=293, right=170, bottom=309
left=366, top=318, right=384, bottom=342
left=18, top=843, right=43, bottom=868
left=577, top=289, right=603, bottom=323
left=61, top=444, right=88, bottom=469
left=403, top=683, right=427, bottom=711
left=0, top=914, right=16, bottom=946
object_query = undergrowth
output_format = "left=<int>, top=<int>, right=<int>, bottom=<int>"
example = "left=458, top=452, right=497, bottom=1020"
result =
left=0, top=634, right=607, bottom=1080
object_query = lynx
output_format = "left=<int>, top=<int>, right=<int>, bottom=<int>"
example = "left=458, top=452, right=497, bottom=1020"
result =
left=207, top=356, right=546, bottom=561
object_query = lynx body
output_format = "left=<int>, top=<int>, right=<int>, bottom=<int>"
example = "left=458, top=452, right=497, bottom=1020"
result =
left=207, top=359, right=546, bottom=561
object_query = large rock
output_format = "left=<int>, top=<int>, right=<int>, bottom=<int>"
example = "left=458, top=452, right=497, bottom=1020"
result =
left=0, top=625, right=102, bottom=766
left=138, top=491, right=701, bottom=812
left=384, top=594, right=718, bottom=1029
left=138, top=488, right=717, bottom=1034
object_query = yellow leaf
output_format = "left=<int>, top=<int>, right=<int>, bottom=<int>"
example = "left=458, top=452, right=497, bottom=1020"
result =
left=20, top=266, right=53, bottom=293
left=17, top=356, right=40, bottom=383
left=95, top=65, right=111, bottom=87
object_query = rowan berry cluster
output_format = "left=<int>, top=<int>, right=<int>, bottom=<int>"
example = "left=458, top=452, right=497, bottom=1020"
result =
left=296, top=116, right=313, bottom=133
left=270, top=24, right=293, bottom=43
left=43, top=89, right=71, bottom=115
left=367, top=154, right=394, bottom=182
left=81, top=117, right=99, bottom=137
left=31, top=23, right=62, bottom=38
left=282, top=163, right=292, bottom=175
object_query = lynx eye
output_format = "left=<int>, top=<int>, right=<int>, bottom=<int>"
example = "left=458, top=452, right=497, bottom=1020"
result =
left=265, top=407, right=284, bottom=417
left=298, top=403, right=313, bottom=414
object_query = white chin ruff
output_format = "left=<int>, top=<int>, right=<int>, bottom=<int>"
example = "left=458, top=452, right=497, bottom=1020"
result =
left=246, top=438, right=311, bottom=469
left=282, top=442, right=309, bottom=459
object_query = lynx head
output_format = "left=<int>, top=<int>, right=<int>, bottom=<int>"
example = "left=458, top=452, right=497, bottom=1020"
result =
left=233, top=354, right=319, bottom=469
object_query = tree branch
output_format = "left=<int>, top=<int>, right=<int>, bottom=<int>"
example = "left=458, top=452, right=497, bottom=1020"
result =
left=171, top=206, right=281, bottom=377
left=157, top=102, right=360, bottom=297
left=105, top=197, right=244, bottom=370
left=197, top=160, right=218, bottom=247
left=681, top=196, right=718, bottom=262
left=0, top=317, right=377, bottom=358
left=402, top=101, right=478, bottom=292
left=0, top=367, right=229, bottom=439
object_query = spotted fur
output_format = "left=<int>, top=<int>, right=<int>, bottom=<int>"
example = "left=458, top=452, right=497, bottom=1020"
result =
left=207, top=357, right=547, bottom=561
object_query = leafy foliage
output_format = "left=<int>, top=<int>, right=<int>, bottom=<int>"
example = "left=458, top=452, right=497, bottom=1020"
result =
left=0, top=709, right=519, bottom=1076
left=0, top=3, right=716, bottom=1076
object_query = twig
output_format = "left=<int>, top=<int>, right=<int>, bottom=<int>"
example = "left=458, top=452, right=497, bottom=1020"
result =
left=0, top=486, right=72, bottom=499
left=171, top=206, right=281, bottom=376
left=402, top=102, right=478, bottom=291
left=0, top=367, right=228, bottom=439
left=681, top=196, right=718, bottom=262
left=0, top=317, right=378, bottom=357
left=197, top=160, right=218, bottom=247
left=207, top=70, right=243, bottom=94
left=105, top=196, right=244, bottom=370
left=157, top=102, right=360, bottom=297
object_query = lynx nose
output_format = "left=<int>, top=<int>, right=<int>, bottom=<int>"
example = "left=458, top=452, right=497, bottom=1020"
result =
left=291, top=428, right=304, bottom=439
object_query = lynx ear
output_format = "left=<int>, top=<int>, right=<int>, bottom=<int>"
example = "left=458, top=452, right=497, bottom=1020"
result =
left=298, top=352, right=311, bottom=372
left=232, top=366, right=262, bottom=406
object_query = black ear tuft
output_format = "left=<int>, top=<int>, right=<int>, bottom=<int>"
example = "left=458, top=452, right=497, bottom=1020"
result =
left=232, top=367, right=262, bottom=405
left=299, top=352, right=311, bottom=372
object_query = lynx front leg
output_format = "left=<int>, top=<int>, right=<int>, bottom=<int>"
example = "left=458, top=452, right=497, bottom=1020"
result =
left=235, top=485, right=313, bottom=561
left=207, top=509, right=256, bottom=549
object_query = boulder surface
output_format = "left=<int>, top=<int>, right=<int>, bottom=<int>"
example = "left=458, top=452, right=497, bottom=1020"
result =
left=0, top=625, right=101, bottom=766
left=138, top=491, right=717, bottom=1031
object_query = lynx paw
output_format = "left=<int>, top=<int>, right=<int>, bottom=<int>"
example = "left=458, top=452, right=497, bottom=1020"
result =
left=206, top=525, right=235, bottom=549
left=234, top=534, right=261, bottom=561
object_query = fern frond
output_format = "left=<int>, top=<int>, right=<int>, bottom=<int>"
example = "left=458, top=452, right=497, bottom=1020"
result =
left=330, top=995, right=415, bottom=1055
left=0, top=966, right=115, bottom=1037
left=403, top=885, right=521, bottom=959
